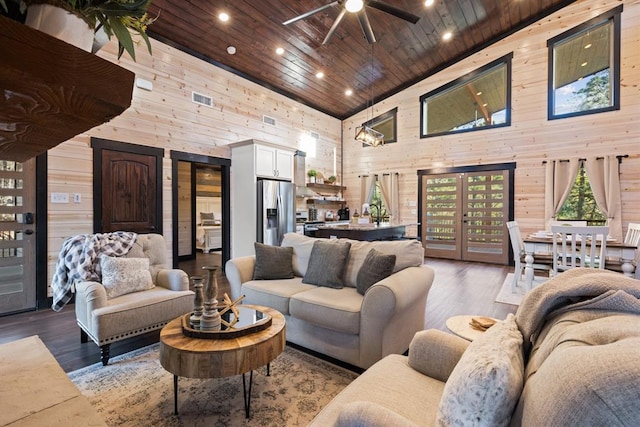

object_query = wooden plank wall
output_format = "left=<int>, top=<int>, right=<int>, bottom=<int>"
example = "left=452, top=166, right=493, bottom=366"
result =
left=342, top=0, right=640, bottom=241
left=46, top=38, right=341, bottom=293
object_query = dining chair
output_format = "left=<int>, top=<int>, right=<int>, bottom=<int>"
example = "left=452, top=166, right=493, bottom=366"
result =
left=551, top=225, right=609, bottom=275
left=506, top=221, right=553, bottom=292
left=623, top=223, right=640, bottom=246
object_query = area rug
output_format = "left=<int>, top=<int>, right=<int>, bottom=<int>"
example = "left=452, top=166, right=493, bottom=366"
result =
left=68, top=344, right=358, bottom=426
left=495, top=273, right=548, bottom=306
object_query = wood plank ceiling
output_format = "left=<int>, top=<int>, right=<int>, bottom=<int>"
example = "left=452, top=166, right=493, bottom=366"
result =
left=148, top=0, right=579, bottom=119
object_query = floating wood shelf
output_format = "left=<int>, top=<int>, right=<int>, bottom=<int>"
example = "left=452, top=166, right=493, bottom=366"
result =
left=0, top=16, right=135, bottom=162
left=306, top=183, right=346, bottom=193
left=306, top=199, right=346, bottom=206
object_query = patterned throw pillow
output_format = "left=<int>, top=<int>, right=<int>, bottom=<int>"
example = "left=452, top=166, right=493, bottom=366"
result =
left=436, top=313, right=524, bottom=427
left=356, top=248, right=396, bottom=295
left=100, top=256, right=154, bottom=299
left=253, top=242, right=295, bottom=280
left=302, top=240, right=351, bottom=289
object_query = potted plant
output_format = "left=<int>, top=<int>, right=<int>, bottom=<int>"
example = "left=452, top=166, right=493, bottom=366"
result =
left=307, top=169, right=318, bottom=184
left=327, top=175, right=337, bottom=184
left=19, top=0, right=155, bottom=61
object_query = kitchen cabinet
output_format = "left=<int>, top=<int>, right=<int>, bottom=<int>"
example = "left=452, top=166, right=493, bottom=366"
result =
left=255, top=145, right=294, bottom=180
left=230, top=139, right=296, bottom=257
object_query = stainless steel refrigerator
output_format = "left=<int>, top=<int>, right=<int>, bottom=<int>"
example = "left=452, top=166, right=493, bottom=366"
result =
left=257, top=179, right=295, bottom=246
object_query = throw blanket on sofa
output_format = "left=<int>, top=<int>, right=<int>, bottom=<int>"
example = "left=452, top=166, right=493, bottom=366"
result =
left=515, top=267, right=640, bottom=351
left=51, top=232, right=137, bottom=311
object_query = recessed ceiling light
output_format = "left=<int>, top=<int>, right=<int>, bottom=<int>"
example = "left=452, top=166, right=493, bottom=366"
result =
left=227, top=46, right=236, bottom=55
left=476, top=91, right=482, bottom=96
left=276, top=47, right=285, bottom=55
left=345, top=89, right=353, bottom=96
left=483, top=103, right=488, bottom=107
left=584, top=43, right=592, bottom=49
left=442, top=31, right=453, bottom=41
left=581, top=62, right=588, bottom=67
left=218, top=12, right=229, bottom=22
left=345, top=0, right=364, bottom=13
left=316, top=71, right=324, bottom=79
left=425, top=0, right=435, bottom=6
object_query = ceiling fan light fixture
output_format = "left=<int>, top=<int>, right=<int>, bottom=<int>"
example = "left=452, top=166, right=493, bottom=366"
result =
left=345, top=0, right=364, bottom=13
left=355, top=125, right=385, bottom=146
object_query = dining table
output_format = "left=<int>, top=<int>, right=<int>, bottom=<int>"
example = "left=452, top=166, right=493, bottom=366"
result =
left=523, top=233, right=637, bottom=289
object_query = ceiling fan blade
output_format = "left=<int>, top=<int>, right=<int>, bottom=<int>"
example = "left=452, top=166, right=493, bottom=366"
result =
left=323, top=9, right=347, bottom=45
left=367, top=0, right=421, bottom=24
left=357, top=10, right=376, bottom=44
left=283, top=1, right=339, bottom=25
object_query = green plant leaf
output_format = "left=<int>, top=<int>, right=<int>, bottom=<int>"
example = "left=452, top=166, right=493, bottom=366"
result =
left=109, top=17, right=136, bottom=60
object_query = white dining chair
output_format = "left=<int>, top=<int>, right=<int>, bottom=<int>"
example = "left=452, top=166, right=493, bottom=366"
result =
left=623, top=223, right=640, bottom=246
left=506, top=221, right=552, bottom=292
left=551, top=225, right=609, bottom=275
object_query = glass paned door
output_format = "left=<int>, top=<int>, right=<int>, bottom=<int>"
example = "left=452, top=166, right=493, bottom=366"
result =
left=0, top=159, right=36, bottom=314
left=421, top=169, right=510, bottom=265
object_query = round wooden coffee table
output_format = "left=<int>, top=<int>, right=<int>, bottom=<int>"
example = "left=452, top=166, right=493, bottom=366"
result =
left=159, top=304, right=286, bottom=417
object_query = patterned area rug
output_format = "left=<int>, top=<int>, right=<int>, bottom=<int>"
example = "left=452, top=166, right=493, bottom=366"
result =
left=68, top=344, right=358, bottom=426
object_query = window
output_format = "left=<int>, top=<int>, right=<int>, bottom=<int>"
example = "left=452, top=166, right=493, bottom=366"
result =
left=557, top=165, right=606, bottom=225
left=420, top=54, right=512, bottom=138
left=548, top=6, right=621, bottom=120
left=361, top=108, right=397, bottom=146
left=369, top=182, right=388, bottom=222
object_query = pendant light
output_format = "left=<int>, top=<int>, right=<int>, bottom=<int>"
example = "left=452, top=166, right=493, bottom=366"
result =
left=355, top=43, right=385, bottom=147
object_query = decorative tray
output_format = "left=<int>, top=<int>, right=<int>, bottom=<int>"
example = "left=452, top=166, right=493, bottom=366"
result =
left=181, top=306, right=272, bottom=340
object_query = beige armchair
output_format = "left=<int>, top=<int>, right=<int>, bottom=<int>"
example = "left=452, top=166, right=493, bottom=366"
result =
left=75, top=234, right=194, bottom=365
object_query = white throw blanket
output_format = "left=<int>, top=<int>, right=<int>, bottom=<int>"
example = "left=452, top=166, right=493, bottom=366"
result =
left=51, top=232, right=137, bottom=311
left=515, top=267, right=640, bottom=352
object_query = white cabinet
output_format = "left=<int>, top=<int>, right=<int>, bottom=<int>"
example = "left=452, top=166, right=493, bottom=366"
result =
left=255, top=144, right=294, bottom=180
left=230, top=139, right=296, bottom=257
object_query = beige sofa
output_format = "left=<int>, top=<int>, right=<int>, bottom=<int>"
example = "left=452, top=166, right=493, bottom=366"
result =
left=75, top=234, right=194, bottom=365
left=225, top=233, right=434, bottom=369
left=0, top=336, right=105, bottom=426
left=310, top=268, right=640, bottom=426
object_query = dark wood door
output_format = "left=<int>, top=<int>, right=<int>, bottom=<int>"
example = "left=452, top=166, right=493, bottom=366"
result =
left=101, top=150, right=159, bottom=234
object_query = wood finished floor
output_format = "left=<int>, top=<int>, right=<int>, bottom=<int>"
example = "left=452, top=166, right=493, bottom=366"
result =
left=0, top=254, right=516, bottom=373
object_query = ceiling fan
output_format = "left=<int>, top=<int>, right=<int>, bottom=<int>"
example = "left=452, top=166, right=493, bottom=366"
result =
left=283, top=0, right=421, bottom=45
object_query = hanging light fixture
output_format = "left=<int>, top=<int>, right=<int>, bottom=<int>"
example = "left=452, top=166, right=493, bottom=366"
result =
left=355, top=43, right=385, bottom=147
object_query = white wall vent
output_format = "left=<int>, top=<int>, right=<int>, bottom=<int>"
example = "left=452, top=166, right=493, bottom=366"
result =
left=192, top=92, right=213, bottom=107
left=310, top=131, right=320, bottom=140
left=263, top=115, right=276, bottom=126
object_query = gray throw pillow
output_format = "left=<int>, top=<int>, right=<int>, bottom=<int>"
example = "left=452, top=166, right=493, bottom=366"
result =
left=356, top=248, right=396, bottom=295
left=253, top=242, right=294, bottom=280
left=302, top=240, right=351, bottom=288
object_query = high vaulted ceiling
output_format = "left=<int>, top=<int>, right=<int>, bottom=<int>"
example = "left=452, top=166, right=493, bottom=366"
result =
left=147, top=0, right=578, bottom=119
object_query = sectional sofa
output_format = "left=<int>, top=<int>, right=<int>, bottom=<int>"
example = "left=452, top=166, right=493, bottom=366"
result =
left=309, top=267, right=640, bottom=426
left=225, top=233, right=434, bottom=369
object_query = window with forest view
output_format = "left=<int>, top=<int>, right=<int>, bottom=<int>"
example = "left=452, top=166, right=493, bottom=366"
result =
left=369, top=182, right=388, bottom=223
left=548, top=6, right=621, bottom=119
left=556, top=166, right=606, bottom=224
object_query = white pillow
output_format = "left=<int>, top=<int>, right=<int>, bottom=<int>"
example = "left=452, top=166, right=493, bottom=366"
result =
left=100, top=256, right=154, bottom=299
left=436, top=313, right=524, bottom=427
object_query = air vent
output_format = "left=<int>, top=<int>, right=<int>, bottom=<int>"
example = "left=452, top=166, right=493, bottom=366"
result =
left=192, top=92, right=213, bottom=107
left=310, top=131, right=320, bottom=140
left=263, top=115, right=276, bottom=126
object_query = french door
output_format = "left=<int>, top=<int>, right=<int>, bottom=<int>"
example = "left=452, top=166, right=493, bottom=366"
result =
left=0, top=159, right=36, bottom=314
left=419, top=164, right=514, bottom=265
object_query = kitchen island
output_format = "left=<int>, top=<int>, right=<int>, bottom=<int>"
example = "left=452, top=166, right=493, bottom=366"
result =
left=312, top=223, right=412, bottom=241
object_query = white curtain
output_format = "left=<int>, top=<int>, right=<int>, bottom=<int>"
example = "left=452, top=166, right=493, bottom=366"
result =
left=378, top=172, right=399, bottom=223
left=359, top=174, right=376, bottom=213
left=544, top=158, right=580, bottom=230
left=584, top=156, right=622, bottom=240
